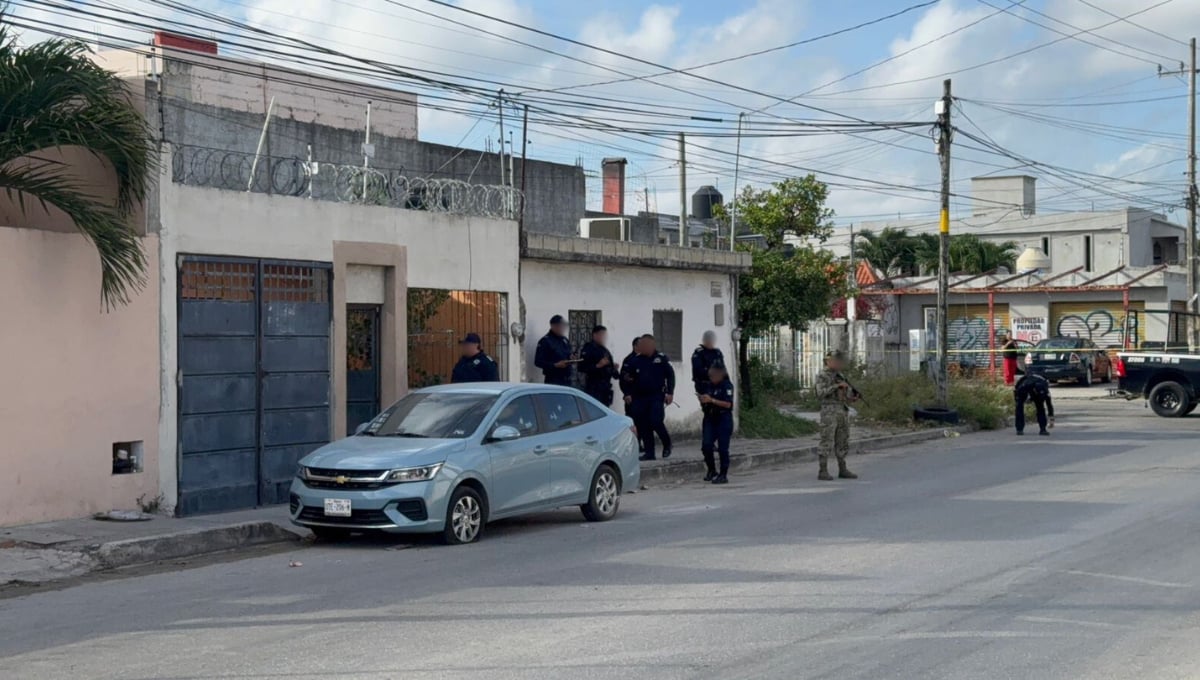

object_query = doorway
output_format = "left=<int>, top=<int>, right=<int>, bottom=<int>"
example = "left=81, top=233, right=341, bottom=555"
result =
left=346, top=304, right=382, bottom=434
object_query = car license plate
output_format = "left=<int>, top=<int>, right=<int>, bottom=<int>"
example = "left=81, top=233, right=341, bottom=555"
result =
left=324, top=498, right=351, bottom=517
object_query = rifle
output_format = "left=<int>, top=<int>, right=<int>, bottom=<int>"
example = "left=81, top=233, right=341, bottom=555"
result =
left=841, top=375, right=868, bottom=407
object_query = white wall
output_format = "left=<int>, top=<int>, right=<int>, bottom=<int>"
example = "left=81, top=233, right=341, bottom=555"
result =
left=154, top=167, right=521, bottom=510
left=521, top=260, right=737, bottom=434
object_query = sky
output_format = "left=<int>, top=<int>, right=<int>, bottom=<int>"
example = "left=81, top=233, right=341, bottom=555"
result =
left=9, top=0, right=1200, bottom=238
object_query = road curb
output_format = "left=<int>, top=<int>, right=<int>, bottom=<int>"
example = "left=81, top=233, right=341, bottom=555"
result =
left=85, top=521, right=304, bottom=571
left=637, top=424, right=977, bottom=486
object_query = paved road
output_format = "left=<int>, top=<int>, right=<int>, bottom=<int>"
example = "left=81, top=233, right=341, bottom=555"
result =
left=2, top=401, right=1198, bottom=679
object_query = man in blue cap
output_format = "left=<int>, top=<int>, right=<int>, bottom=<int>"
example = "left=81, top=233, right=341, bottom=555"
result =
left=535, top=314, right=574, bottom=386
left=451, top=332, right=499, bottom=383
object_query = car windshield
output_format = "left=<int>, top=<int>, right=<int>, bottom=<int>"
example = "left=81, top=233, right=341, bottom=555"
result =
left=362, top=392, right=497, bottom=439
left=1035, top=338, right=1081, bottom=350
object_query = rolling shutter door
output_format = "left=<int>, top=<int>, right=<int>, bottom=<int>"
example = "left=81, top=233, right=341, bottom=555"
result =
left=926, top=303, right=1010, bottom=368
left=1049, top=301, right=1144, bottom=349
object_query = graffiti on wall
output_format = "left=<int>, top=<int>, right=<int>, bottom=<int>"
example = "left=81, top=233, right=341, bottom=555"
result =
left=947, top=316, right=1005, bottom=368
left=1054, top=310, right=1140, bottom=348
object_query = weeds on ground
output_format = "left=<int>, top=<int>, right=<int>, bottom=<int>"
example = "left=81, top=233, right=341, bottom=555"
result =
left=845, top=369, right=1011, bottom=430
left=738, top=359, right=820, bottom=439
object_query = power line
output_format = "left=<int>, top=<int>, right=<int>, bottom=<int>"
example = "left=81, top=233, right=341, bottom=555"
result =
left=976, top=0, right=1179, bottom=66
left=1074, top=0, right=1189, bottom=47
left=522, top=0, right=941, bottom=96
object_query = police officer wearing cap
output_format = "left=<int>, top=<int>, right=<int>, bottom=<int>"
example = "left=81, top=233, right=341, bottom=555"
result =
left=535, top=314, right=574, bottom=386
left=579, top=324, right=617, bottom=406
left=691, top=330, right=725, bottom=393
left=451, top=332, right=499, bottom=383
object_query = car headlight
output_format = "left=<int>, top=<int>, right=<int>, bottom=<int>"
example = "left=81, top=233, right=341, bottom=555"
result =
left=385, top=463, right=443, bottom=483
left=298, top=466, right=311, bottom=480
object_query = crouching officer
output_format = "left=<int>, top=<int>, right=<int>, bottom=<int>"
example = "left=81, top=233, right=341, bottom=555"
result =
left=814, top=349, right=858, bottom=481
left=451, top=333, right=499, bottom=383
left=691, top=330, right=724, bottom=393
left=621, top=334, right=675, bottom=461
left=579, top=325, right=617, bottom=406
left=1014, top=372, right=1055, bottom=436
left=699, top=361, right=734, bottom=484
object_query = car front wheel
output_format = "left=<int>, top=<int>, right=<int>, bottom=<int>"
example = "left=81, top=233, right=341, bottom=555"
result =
left=442, top=485, right=485, bottom=545
left=581, top=464, right=621, bottom=522
left=1082, top=365, right=1093, bottom=387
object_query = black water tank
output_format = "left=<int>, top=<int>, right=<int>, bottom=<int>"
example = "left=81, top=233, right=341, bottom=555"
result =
left=691, top=185, right=722, bottom=220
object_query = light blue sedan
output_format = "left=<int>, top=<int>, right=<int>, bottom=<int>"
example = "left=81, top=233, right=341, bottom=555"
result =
left=289, top=383, right=640, bottom=544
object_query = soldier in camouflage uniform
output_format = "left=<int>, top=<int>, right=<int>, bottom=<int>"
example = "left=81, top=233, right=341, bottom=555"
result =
left=814, top=349, right=859, bottom=481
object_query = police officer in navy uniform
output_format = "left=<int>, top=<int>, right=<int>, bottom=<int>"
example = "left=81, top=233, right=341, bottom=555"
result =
left=621, top=337, right=643, bottom=452
left=621, top=334, right=675, bottom=461
left=579, top=325, right=617, bottom=406
left=691, top=330, right=725, bottom=393
left=699, top=360, right=735, bottom=484
left=534, top=314, right=574, bottom=386
left=450, top=333, right=499, bottom=383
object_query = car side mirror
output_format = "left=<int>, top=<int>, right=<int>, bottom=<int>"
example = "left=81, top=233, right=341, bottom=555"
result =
left=488, top=425, right=521, bottom=442
left=354, top=422, right=370, bottom=436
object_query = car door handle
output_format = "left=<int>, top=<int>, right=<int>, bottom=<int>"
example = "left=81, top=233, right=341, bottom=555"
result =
left=533, top=445, right=548, bottom=455
left=584, top=436, right=599, bottom=445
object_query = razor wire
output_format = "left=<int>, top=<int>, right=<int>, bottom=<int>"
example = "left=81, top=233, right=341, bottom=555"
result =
left=171, top=145, right=523, bottom=221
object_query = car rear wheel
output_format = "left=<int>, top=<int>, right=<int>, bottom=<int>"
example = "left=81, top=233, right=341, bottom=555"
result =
left=1081, top=365, right=1093, bottom=387
left=1102, top=362, right=1113, bottom=384
left=1148, top=381, right=1189, bottom=418
left=442, top=485, right=485, bottom=545
left=581, top=464, right=621, bottom=522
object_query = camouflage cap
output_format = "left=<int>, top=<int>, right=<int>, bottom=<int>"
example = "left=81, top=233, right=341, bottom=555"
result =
left=825, top=349, right=847, bottom=361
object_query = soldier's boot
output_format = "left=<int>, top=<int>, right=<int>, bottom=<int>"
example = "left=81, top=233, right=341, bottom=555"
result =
left=818, top=457, right=833, bottom=481
left=702, top=450, right=717, bottom=482
left=837, top=458, right=858, bottom=480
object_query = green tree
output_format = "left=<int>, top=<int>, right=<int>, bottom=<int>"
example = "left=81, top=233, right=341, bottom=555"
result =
left=0, top=17, right=154, bottom=307
left=854, top=227, right=921, bottom=276
left=915, top=233, right=1019, bottom=274
left=723, top=176, right=848, bottom=404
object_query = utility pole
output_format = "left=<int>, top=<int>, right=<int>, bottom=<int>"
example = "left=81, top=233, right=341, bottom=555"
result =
left=730, top=112, right=745, bottom=252
left=497, top=90, right=507, bottom=187
left=678, top=132, right=687, bottom=247
left=1160, top=39, right=1198, bottom=351
left=518, top=104, right=529, bottom=230
left=935, top=79, right=953, bottom=407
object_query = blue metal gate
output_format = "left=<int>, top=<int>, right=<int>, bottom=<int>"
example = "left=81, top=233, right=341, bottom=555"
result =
left=177, top=257, right=331, bottom=515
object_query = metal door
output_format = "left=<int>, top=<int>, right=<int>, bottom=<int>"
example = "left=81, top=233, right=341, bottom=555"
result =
left=346, top=305, right=382, bottom=434
left=177, top=257, right=331, bottom=515
left=567, top=310, right=600, bottom=389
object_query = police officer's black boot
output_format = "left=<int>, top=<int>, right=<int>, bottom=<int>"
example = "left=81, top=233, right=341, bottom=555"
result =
left=713, top=463, right=729, bottom=485
left=702, top=450, right=717, bottom=482
left=818, top=456, right=833, bottom=481
left=838, top=458, right=858, bottom=480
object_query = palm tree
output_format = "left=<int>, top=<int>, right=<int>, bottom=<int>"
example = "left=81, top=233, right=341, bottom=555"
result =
left=915, top=233, right=1019, bottom=274
left=0, top=17, right=154, bottom=307
left=854, top=227, right=921, bottom=276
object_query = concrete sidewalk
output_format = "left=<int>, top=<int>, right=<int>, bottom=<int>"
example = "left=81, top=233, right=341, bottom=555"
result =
left=0, top=506, right=301, bottom=587
left=1, top=423, right=968, bottom=588
left=639, top=422, right=970, bottom=484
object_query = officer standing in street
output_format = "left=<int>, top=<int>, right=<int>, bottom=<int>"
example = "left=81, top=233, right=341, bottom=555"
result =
left=534, top=314, right=574, bottom=386
left=579, top=325, right=617, bottom=406
left=813, top=349, right=859, bottom=481
left=698, top=361, right=735, bottom=484
left=1014, top=372, right=1055, bottom=436
left=450, top=333, right=499, bottom=383
left=621, top=334, right=675, bottom=461
left=691, top=330, right=725, bottom=393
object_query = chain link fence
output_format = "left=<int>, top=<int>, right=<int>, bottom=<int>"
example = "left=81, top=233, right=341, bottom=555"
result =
left=171, top=144, right=523, bottom=221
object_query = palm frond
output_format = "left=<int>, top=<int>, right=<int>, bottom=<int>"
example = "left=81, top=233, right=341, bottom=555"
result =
left=0, top=13, right=155, bottom=307
left=0, top=163, right=145, bottom=308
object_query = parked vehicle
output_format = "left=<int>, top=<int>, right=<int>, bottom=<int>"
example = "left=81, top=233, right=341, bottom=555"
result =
left=290, top=384, right=640, bottom=544
left=1024, top=337, right=1113, bottom=386
left=1116, top=351, right=1200, bottom=417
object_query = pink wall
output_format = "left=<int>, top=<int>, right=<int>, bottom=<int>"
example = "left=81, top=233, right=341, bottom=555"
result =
left=0, top=228, right=161, bottom=526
